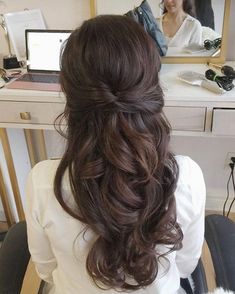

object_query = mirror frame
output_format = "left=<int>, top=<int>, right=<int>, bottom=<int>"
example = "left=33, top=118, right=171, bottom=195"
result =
left=89, top=0, right=231, bottom=64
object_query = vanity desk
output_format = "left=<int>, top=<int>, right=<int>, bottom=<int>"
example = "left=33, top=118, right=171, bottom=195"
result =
left=161, top=62, right=235, bottom=137
left=1, top=63, right=235, bottom=133
left=0, top=62, right=235, bottom=225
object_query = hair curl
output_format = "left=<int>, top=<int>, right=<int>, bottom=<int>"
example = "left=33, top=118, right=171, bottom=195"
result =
left=161, top=0, right=196, bottom=17
left=54, top=15, right=183, bottom=291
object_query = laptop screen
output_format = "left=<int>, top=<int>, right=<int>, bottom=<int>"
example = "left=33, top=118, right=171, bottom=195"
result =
left=26, top=30, right=71, bottom=72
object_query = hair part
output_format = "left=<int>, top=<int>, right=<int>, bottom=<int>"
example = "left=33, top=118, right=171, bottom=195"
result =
left=54, top=15, right=182, bottom=291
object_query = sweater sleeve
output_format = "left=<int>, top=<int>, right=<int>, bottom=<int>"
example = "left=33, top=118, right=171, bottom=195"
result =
left=175, top=156, right=206, bottom=278
left=25, top=164, right=57, bottom=284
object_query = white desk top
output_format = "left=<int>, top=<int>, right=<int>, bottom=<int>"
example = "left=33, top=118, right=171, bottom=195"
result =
left=166, top=47, right=218, bottom=57
left=161, top=62, right=235, bottom=104
left=0, top=86, right=65, bottom=103
left=0, top=62, right=235, bottom=105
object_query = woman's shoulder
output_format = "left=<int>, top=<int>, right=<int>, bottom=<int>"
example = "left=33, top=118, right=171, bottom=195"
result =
left=175, top=155, right=205, bottom=189
left=29, top=159, right=61, bottom=187
left=175, top=155, right=202, bottom=173
left=174, top=155, right=206, bottom=216
left=185, top=14, right=202, bottom=27
left=156, top=13, right=164, bottom=20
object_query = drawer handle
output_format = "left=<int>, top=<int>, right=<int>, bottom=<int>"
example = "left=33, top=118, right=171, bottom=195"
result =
left=20, top=112, right=31, bottom=120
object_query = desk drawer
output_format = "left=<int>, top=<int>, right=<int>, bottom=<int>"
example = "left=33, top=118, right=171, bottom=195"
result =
left=0, top=101, right=65, bottom=125
left=164, top=106, right=206, bottom=131
left=212, top=108, right=235, bottom=136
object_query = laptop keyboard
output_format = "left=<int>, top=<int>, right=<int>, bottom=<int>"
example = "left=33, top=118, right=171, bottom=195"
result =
left=18, top=73, right=59, bottom=84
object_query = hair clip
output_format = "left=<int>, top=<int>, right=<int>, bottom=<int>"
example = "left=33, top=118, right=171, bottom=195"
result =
left=205, top=69, right=234, bottom=91
left=204, top=38, right=221, bottom=50
left=207, top=62, right=235, bottom=80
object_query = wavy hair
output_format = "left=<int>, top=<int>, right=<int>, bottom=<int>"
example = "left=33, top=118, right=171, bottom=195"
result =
left=161, top=0, right=196, bottom=17
left=54, top=15, right=182, bottom=291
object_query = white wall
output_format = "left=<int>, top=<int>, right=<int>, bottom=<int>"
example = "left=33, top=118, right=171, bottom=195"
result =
left=0, top=0, right=90, bottom=66
left=96, top=0, right=160, bottom=17
left=170, top=136, right=235, bottom=212
left=212, top=0, right=225, bottom=35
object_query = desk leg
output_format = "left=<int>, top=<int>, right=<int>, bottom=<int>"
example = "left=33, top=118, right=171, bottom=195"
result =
left=24, top=129, right=47, bottom=167
left=0, top=128, right=25, bottom=221
left=24, top=130, right=37, bottom=167
left=0, top=166, right=15, bottom=226
left=36, top=130, right=47, bottom=161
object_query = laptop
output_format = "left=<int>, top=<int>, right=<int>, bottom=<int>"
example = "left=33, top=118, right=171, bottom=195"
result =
left=6, top=29, right=71, bottom=91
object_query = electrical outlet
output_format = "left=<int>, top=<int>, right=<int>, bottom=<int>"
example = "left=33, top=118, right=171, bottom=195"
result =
left=225, top=152, right=235, bottom=167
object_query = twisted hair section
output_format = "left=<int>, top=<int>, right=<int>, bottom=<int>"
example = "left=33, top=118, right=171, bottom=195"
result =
left=54, top=15, right=182, bottom=290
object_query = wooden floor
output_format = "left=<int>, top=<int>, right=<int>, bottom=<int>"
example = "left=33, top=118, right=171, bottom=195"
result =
left=0, top=222, right=8, bottom=232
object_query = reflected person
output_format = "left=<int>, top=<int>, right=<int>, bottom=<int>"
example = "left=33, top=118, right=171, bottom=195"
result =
left=158, top=0, right=202, bottom=48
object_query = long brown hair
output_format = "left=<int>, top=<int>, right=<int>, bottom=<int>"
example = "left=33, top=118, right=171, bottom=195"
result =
left=54, top=15, right=182, bottom=291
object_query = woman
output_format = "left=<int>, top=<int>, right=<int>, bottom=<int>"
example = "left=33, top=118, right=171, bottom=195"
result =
left=25, top=15, right=205, bottom=294
left=158, top=0, right=202, bottom=48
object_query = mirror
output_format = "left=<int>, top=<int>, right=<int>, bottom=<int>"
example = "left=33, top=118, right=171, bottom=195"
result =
left=90, top=0, right=231, bottom=63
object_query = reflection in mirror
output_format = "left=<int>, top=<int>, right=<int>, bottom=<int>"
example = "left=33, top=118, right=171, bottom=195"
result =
left=91, top=0, right=230, bottom=63
left=157, top=0, right=224, bottom=57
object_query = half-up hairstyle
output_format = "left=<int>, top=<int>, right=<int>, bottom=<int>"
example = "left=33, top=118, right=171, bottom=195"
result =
left=54, top=15, right=182, bottom=291
left=161, top=0, right=196, bottom=17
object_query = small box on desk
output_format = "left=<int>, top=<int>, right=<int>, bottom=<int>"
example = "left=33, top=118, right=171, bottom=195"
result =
left=3, top=55, right=20, bottom=69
